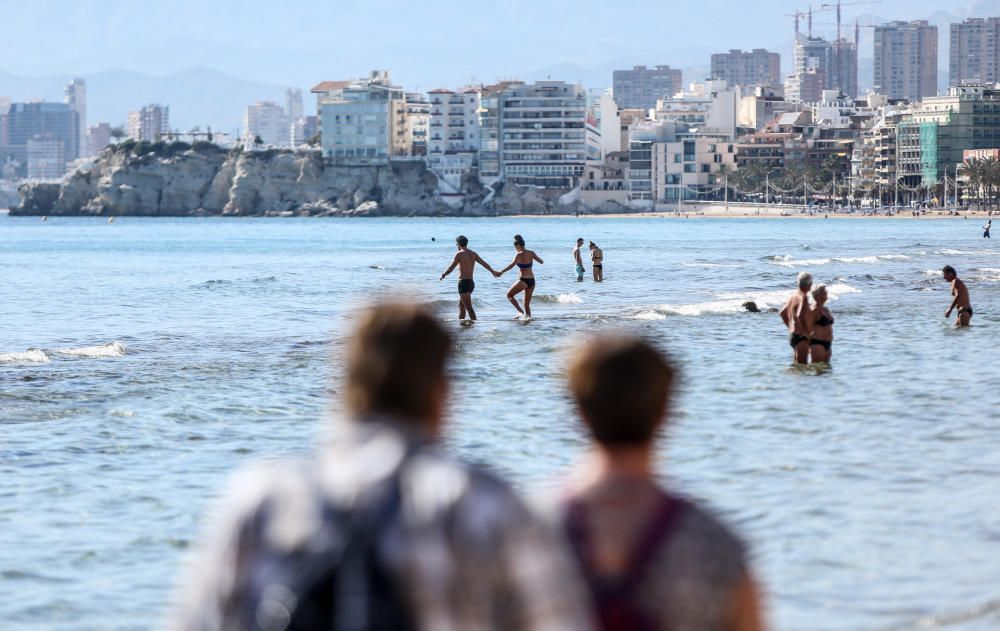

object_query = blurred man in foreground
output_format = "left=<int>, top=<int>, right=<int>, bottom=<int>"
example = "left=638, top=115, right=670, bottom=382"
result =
left=172, top=303, right=591, bottom=631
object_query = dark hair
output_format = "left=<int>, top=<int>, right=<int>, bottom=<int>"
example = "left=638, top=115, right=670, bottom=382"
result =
left=514, top=234, right=525, bottom=248
left=942, top=265, right=956, bottom=276
left=589, top=241, right=597, bottom=247
left=456, top=235, right=468, bottom=247
left=577, top=238, right=584, bottom=244
left=345, top=303, right=452, bottom=423
left=568, top=336, right=676, bottom=446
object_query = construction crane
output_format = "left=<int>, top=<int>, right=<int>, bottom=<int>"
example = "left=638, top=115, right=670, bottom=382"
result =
left=785, top=5, right=838, bottom=39
left=821, top=0, right=881, bottom=44
left=854, top=20, right=878, bottom=48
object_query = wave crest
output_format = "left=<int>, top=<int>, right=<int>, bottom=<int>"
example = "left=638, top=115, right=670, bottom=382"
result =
left=0, top=349, right=50, bottom=364
left=56, top=341, right=127, bottom=358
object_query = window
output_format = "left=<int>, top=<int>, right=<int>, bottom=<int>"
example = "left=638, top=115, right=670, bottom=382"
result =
left=684, top=164, right=696, bottom=173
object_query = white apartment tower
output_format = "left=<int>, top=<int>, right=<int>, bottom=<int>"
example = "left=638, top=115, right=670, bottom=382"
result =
left=315, top=70, right=408, bottom=164
left=950, top=18, right=1000, bottom=86
left=126, top=104, right=170, bottom=141
left=874, top=21, right=938, bottom=101
left=244, top=101, right=290, bottom=146
left=286, top=88, right=304, bottom=121
left=427, top=89, right=481, bottom=162
left=63, top=78, right=86, bottom=158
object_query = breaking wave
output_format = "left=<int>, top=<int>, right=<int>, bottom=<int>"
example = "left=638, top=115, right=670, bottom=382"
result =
left=632, top=283, right=860, bottom=318
left=768, top=254, right=909, bottom=267
left=0, top=349, right=51, bottom=364
left=55, top=341, right=127, bottom=358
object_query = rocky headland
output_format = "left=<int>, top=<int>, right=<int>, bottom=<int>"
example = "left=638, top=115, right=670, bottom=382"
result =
left=13, top=141, right=629, bottom=217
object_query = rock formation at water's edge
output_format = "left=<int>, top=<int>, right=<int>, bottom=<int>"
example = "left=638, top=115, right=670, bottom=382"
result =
left=14, top=141, right=629, bottom=217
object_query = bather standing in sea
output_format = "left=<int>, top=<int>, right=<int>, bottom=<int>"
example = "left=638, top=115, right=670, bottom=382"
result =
left=439, top=235, right=499, bottom=322
left=809, top=284, right=834, bottom=363
left=589, top=241, right=604, bottom=282
left=780, top=272, right=813, bottom=364
left=573, top=238, right=586, bottom=282
left=943, top=265, right=973, bottom=327
left=984, top=219, right=992, bottom=239
left=498, top=234, right=544, bottom=320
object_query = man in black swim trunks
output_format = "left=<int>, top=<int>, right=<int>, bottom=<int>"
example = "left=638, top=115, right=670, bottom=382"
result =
left=440, top=235, right=500, bottom=322
left=780, top=272, right=813, bottom=364
left=943, top=265, right=973, bottom=327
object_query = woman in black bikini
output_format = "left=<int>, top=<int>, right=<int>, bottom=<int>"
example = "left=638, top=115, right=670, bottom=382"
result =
left=810, top=284, right=835, bottom=363
left=498, top=234, right=544, bottom=320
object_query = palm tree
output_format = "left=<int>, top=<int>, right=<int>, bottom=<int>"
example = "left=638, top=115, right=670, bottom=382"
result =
left=958, top=158, right=982, bottom=208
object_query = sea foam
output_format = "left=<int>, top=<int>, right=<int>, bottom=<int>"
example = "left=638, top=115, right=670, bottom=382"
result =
left=55, top=341, right=127, bottom=358
left=0, top=349, right=50, bottom=363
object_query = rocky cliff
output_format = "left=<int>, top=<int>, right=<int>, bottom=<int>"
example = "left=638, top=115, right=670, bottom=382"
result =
left=13, top=141, right=629, bottom=217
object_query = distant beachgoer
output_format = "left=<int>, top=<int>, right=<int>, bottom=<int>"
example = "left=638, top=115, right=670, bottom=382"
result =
left=439, top=235, right=499, bottom=322
left=943, top=265, right=973, bottom=327
left=780, top=272, right=813, bottom=364
left=498, top=234, right=544, bottom=320
left=553, top=336, right=766, bottom=631
left=171, top=303, right=592, bottom=630
left=573, top=238, right=586, bottom=282
left=589, top=242, right=604, bottom=282
left=984, top=219, right=992, bottom=239
left=809, top=284, right=835, bottom=363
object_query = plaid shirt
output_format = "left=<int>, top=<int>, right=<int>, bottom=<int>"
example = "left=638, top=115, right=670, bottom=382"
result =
left=171, top=417, right=593, bottom=631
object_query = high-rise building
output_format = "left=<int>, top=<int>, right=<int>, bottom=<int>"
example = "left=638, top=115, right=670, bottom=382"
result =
left=26, top=133, right=66, bottom=179
left=786, top=35, right=858, bottom=102
left=2, top=102, right=79, bottom=173
left=612, top=65, right=683, bottom=111
left=950, top=17, right=1000, bottom=86
left=64, top=78, right=86, bottom=157
left=873, top=21, right=938, bottom=101
left=87, top=123, right=112, bottom=155
left=285, top=88, right=304, bottom=121
left=427, top=88, right=481, bottom=164
left=315, top=70, right=408, bottom=164
left=498, top=80, right=598, bottom=188
left=127, top=105, right=170, bottom=141
left=244, top=101, right=289, bottom=146
left=711, top=49, right=781, bottom=89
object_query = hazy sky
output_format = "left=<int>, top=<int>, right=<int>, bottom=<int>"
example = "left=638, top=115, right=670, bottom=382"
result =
left=1, top=0, right=998, bottom=88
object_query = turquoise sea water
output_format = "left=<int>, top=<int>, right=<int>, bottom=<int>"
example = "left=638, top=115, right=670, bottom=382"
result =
left=2, top=215, right=999, bottom=630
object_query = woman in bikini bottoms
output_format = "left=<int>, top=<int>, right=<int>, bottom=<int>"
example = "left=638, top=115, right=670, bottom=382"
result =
left=498, top=234, right=544, bottom=320
left=809, top=284, right=835, bottom=363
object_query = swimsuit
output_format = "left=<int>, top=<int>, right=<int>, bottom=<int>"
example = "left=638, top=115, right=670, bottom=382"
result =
left=457, top=279, right=475, bottom=295
left=811, top=339, right=832, bottom=351
left=520, top=277, right=536, bottom=288
left=815, top=313, right=835, bottom=326
left=517, top=262, right=533, bottom=269
left=958, top=306, right=973, bottom=317
left=789, top=333, right=810, bottom=348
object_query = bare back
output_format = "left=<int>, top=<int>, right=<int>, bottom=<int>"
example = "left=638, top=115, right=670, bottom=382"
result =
left=454, top=248, right=481, bottom=279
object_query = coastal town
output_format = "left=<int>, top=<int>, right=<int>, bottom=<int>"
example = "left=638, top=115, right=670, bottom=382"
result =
left=6, top=9, right=1000, bottom=213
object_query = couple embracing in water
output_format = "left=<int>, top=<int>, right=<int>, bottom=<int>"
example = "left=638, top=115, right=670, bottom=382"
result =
left=440, top=234, right=544, bottom=321
left=780, top=272, right=836, bottom=364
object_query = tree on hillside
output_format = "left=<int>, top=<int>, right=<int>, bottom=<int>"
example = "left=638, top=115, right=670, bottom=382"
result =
left=110, top=127, right=126, bottom=144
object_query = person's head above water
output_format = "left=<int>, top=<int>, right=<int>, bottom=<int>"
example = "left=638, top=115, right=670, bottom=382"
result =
left=577, top=238, right=584, bottom=246
left=513, top=234, right=525, bottom=249
left=812, top=284, right=827, bottom=304
left=798, top=272, right=813, bottom=291
left=942, top=265, right=957, bottom=280
left=456, top=235, right=468, bottom=248
left=568, top=336, right=676, bottom=447
left=345, top=303, right=452, bottom=432
left=589, top=241, right=597, bottom=249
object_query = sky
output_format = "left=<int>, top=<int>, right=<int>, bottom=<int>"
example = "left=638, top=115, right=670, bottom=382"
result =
left=1, top=0, right=996, bottom=88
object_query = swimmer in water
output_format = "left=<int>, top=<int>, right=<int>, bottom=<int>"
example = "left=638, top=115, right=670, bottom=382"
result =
left=589, top=241, right=603, bottom=282
left=439, top=235, right=499, bottom=322
left=984, top=219, right=992, bottom=239
left=779, top=272, right=813, bottom=364
left=573, top=238, right=586, bottom=282
left=498, top=234, right=544, bottom=319
left=943, top=265, right=973, bottom=327
left=809, top=284, right=834, bottom=363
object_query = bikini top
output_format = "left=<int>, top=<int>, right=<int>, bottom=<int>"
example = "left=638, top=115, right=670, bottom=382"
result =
left=816, top=313, right=835, bottom=326
left=517, top=262, right=533, bottom=269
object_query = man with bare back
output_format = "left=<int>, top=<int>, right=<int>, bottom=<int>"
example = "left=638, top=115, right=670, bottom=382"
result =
left=440, top=235, right=499, bottom=322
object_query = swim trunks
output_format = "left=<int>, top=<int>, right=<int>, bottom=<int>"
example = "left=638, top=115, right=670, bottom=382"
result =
left=458, top=279, right=475, bottom=295
left=958, top=306, right=973, bottom=317
left=789, top=333, right=810, bottom=347
left=575, top=264, right=585, bottom=280
left=520, top=277, right=536, bottom=289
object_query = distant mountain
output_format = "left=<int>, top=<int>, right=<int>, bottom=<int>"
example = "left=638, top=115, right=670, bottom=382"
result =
left=0, top=67, right=299, bottom=132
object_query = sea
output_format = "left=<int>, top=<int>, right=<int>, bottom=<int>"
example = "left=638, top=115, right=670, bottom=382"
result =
left=2, top=215, right=999, bottom=630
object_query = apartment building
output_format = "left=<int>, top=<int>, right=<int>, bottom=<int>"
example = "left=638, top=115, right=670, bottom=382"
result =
left=612, top=65, right=682, bottom=111
left=738, top=87, right=803, bottom=132
left=405, top=92, right=430, bottom=157
left=127, top=105, right=170, bottom=142
left=873, top=21, right=938, bottom=101
left=427, top=89, right=481, bottom=162
left=654, top=80, right=739, bottom=140
left=1, top=102, right=79, bottom=174
left=498, top=80, right=597, bottom=188
left=315, top=70, right=408, bottom=164
left=950, top=18, right=1000, bottom=86
left=786, top=35, right=858, bottom=101
left=244, top=101, right=289, bottom=146
left=26, top=133, right=66, bottom=179
left=627, top=120, right=735, bottom=204
left=64, top=79, right=86, bottom=157
left=711, top=49, right=781, bottom=89
left=87, top=123, right=112, bottom=155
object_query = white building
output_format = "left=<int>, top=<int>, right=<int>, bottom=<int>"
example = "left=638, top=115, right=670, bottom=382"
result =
left=64, top=79, right=86, bottom=158
left=405, top=92, right=430, bottom=156
left=127, top=105, right=170, bottom=141
left=590, top=89, right=622, bottom=161
left=627, top=120, right=735, bottom=205
left=654, top=80, right=739, bottom=140
left=286, top=88, right=304, bottom=121
left=87, top=123, right=112, bottom=155
left=427, top=88, right=481, bottom=161
left=26, top=133, right=66, bottom=179
left=244, top=101, right=290, bottom=146
left=499, top=80, right=598, bottom=188
left=315, top=70, right=409, bottom=164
